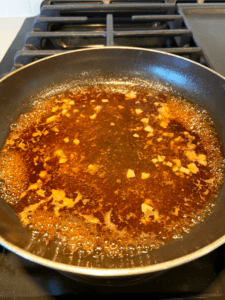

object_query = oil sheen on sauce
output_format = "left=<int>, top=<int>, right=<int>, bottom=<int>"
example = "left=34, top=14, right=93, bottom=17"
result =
left=0, top=84, right=224, bottom=257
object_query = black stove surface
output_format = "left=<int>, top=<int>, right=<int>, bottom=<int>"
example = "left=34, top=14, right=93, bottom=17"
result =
left=1, top=1, right=225, bottom=298
left=1, top=244, right=225, bottom=297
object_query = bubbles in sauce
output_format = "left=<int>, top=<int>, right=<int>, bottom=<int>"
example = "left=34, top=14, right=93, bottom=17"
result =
left=0, top=84, right=224, bottom=261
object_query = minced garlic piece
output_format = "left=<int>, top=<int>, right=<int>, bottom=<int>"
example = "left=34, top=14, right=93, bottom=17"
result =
left=54, top=150, right=67, bottom=163
left=64, top=137, right=69, bottom=143
left=172, top=166, right=179, bottom=172
left=51, top=126, right=59, bottom=132
left=127, top=169, right=135, bottom=178
left=140, top=218, right=148, bottom=225
left=187, top=142, right=196, bottom=149
left=141, top=118, right=149, bottom=124
left=102, top=99, right=108, bottom=103
left=158, top=105, right=170, bottom=117
left=55, top=150, right=64, bottom=157
left=174, top=136, right=183, bottom=142
left=158, top=155, right=165, bottom=162
left=125, top=92, right=136, bottom=99
left=61, top=103, right=68, bottom=109
left=141, top=203, right=160, bottom=222
left=6, top=139, right=14, bottom=146
left=39, top=170, right=47, bottom=179
left=59, top=158, right=68, bottom=164
left=73, top=138, right=80, bottom=145
left=172, top=159, right=181, bottom=167
left=198, top=154, right=206, bottom=161
left=110, top=122, right=115, bottom=126
left=144, top=125, right=153, bottom=132
left=50, top=189, right=80, bottom=217
left=52, top=106, right=59, bottom=112
left=133, top=133, right=139, bottom=138
left=81, top=213, right=100, bottom=224
left=160, top=121, right=169, bottom=128
left=180, top=167, right=190, bottom=175
left=166, top=161, right=173, bottom=167
left=62, top=109, right=68, bottom=115
left=157, top=138, right=163, bottom=142
left=152, top=158, right=158, bottom=164
left=153, top=210, right=160, bottom=221
left=141, top=172, right=150, bottom=179
left=141, top=203, right=153, bottom=214
left=18, top=142, right=26, bottom=150
left=46, top=115, right=58, bottom=123
left=134, top=126, right=142, bottom=131
left=90, top=113, right=97, bottom=120
left=197, top=154, right=207, bottom=166
left=36, top=189, right=45, bottom=197
left=135, top=109, right=143, bottom=115
left=172, top=207, right=179, bottom=216
left=187, top=163, right=199, bottom=174
left=28, top=183, right=39, bottom=190
left=88, top=164, right=100, bottom=175
left=163, top=132, right=174, bottom=137
left=147, top=133, right=154, bottom=137
left=198, top=160, right=207, bottom=166
left=94, top=105, right=102, bottom=112
left=185, top=150, right=197, bottom=161
left=118, top=105, right=124, bottom=109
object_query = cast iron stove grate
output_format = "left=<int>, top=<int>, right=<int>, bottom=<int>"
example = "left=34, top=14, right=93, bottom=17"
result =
left=13, top=0, right=223, bottom=70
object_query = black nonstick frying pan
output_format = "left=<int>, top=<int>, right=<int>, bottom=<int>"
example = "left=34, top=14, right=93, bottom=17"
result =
left=0, top=47, right=225, bottom=283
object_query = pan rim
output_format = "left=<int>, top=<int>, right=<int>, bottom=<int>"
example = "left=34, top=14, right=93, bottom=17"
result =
left=1, top=46, right=225, bottom=84
left=1, top=46, right=225, bottom=276
left=1, top=234, right=225, bottom=276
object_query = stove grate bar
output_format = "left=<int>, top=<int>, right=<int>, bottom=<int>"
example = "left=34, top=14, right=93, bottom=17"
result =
left=25, top=31, right=107, bottom=49
left=34, top=16, right=89, bottom=32
left=40, top=3, right=176, bottom=17
left=24, top=29, right=192, bottom=50
left=132, top=14, right=182, bottom=20
left=114, top=29, right=191, bottom=36
left=154, top=47, right=201, bottom=53
left=106, top=14, right=114, bottom=46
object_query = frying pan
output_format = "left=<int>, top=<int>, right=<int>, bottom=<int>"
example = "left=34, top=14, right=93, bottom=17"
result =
left=0, top=47, right=225, bottom=283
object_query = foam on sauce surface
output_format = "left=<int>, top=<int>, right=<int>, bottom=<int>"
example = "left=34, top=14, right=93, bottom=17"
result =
left=0, top=85, right=224, bottom=256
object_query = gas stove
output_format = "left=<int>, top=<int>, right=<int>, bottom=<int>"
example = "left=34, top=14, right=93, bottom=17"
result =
left=1, top=0, right=225, bottom=297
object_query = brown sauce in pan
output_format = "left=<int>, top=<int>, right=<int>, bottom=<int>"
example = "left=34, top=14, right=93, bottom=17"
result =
left=0, top=84, right=224, bottom=257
